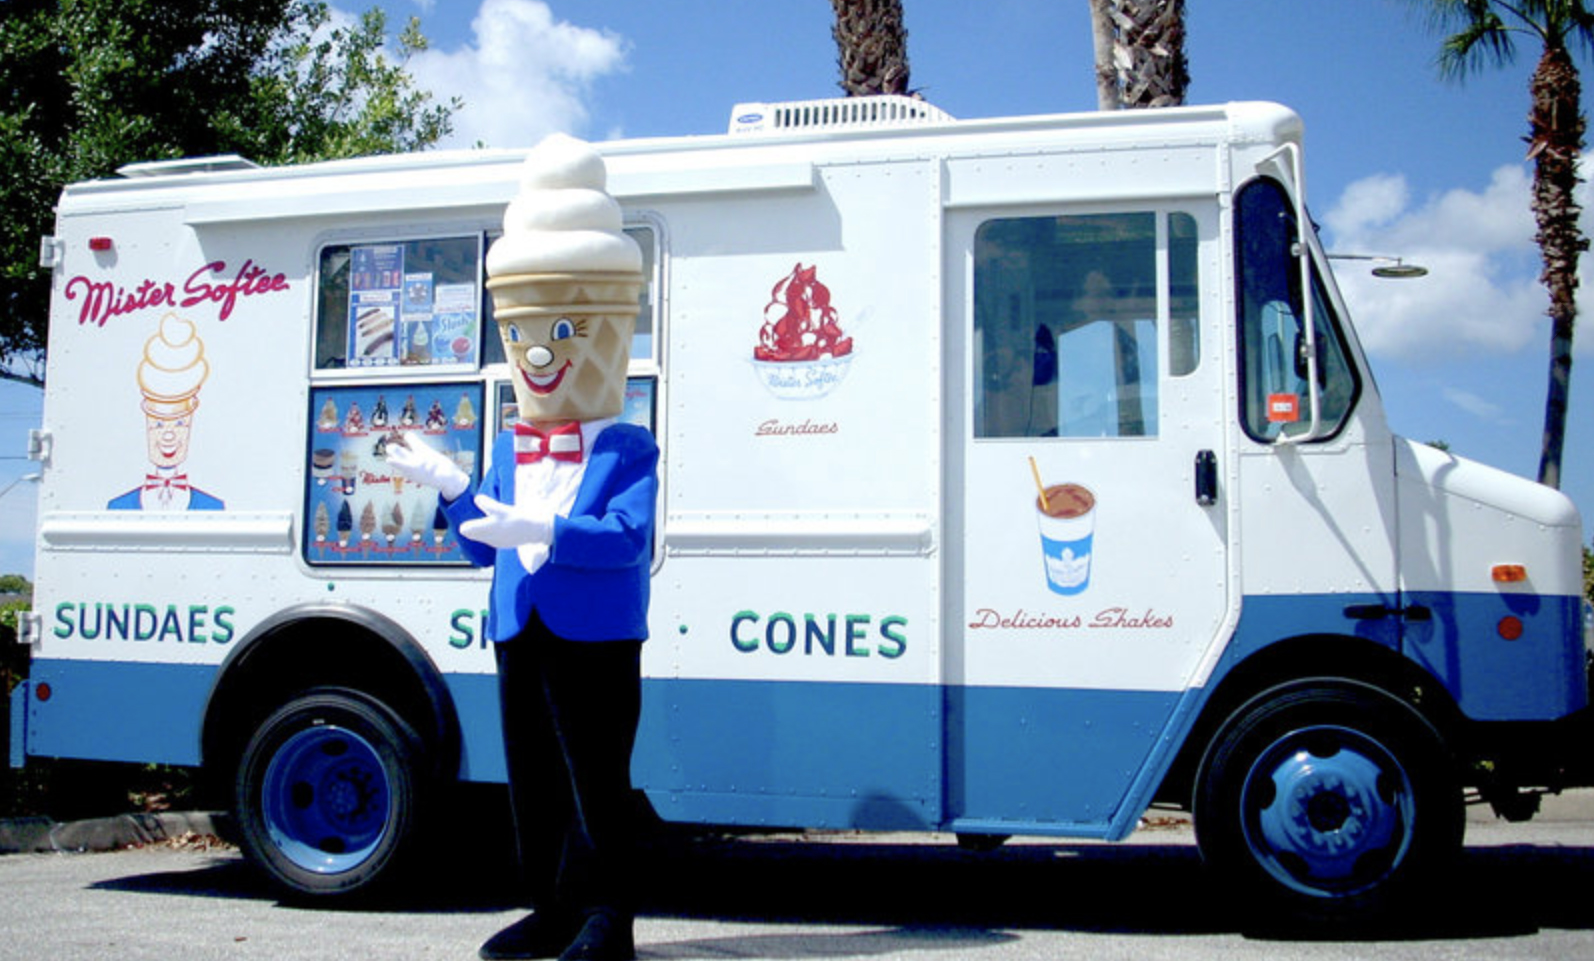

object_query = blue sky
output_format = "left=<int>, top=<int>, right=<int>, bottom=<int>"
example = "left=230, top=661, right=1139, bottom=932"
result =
left=2, top=0, right=1590, bottom=578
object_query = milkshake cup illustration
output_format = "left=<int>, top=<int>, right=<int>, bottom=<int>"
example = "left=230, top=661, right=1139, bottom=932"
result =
left=1030, top=461, right=1095, bottom=595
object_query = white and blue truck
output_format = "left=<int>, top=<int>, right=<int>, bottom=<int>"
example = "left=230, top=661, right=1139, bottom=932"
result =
left=14, top=95, right=1590, bottom=918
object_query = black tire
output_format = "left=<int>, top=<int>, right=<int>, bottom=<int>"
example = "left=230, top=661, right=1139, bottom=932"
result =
left=233, top=687, right=430, bottom=901
left=1193, top=680, right=1462, bottom=923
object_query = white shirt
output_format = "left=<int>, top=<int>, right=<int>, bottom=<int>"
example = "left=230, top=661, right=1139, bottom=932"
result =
left=512, top=417, right=615, bottom=573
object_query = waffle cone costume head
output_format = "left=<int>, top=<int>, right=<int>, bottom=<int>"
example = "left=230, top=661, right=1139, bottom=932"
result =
left=486, top=134, right=643, bottom=423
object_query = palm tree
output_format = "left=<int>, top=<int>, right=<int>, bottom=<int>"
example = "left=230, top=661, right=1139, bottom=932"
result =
left=1087, top=0, right=1189, bottom=109
left=830, top=0, right=911, bottom=96
left=1414, top=0, right=1594, bottom=490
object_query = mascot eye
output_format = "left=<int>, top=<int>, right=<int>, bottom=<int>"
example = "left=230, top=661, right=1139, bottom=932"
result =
left=506, top=326, right=523, bottom=343
left=552, top=318, right=576, bottom=341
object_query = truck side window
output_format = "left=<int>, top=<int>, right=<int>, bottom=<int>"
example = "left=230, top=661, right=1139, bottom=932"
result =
left=976, top=212, right=1190, bottom=439
left=1235, top=178, right=1359, bottom=442
left=315, top=236, right=483, bottom=370
left=1169, top=212, right=1200, bottom=377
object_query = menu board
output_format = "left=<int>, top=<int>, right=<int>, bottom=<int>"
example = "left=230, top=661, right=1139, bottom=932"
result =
left=304, top=383, right=484, bottom=566
left=346, top=243, right=480, bottom=369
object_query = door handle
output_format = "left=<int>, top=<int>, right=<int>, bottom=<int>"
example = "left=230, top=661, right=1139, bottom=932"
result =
left=1195, top=449, right=1218, bottom=506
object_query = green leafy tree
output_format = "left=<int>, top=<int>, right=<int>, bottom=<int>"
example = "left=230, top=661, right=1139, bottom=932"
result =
left=0, top=0, right=458, bottom=387
left=1584, top=539, right=1592, bottom=604
left=1410, top=0, right=1593, bottom=490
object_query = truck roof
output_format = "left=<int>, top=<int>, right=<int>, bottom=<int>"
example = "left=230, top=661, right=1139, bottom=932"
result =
left=55, top=96, right=1304, bottom=223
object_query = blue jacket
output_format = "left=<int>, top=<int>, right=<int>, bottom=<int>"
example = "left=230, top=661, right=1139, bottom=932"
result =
left=444, top=423, right=657, bottom=643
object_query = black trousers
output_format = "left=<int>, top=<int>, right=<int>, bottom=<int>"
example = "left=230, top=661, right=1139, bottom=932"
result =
left=494, top=614, right=643, bottom=918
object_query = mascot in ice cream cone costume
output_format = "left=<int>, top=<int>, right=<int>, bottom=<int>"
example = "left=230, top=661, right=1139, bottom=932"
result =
left=388, top=134, right=656, bottom=961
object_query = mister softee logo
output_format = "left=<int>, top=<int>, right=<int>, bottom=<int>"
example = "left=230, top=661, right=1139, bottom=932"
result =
left=64, top=258, right=290, bottom=327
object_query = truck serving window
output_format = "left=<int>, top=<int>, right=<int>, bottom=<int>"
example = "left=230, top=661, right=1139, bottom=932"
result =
left=1234, top=178, right=1359, bottom=442
left=973, top=211, right=1198, bottom=439
left=315, top=236, right=483, bottom=370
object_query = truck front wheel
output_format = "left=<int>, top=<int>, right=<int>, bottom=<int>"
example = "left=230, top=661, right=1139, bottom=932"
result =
left=233, top=687, right=429, bottom=901
left=1193, top=680, right=1461, bottom=922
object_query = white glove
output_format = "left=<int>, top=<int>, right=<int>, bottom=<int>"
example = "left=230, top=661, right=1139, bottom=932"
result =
left=458, top=494, right=554, bottom=550
left=386, top=436, right=469, bottom=501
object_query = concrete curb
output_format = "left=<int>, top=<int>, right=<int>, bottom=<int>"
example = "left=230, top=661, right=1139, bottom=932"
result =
left=0, top=811, right=226, bottom=855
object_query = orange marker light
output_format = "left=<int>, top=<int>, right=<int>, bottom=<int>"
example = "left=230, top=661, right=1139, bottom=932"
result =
left=1491, top=564, right=1528, bottom=584
left=1498, top=616, right=1524, bottom=641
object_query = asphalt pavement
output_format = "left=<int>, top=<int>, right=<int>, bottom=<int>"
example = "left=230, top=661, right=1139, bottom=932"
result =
left=4, top=805, right=1594, bottom=961
left=6, top=787, right=1594, bottom=856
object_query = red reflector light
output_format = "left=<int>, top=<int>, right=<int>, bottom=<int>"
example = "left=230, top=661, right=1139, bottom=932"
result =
left=88, top=237, right=113, bottom=251
left=34, top=682, right=52, bottom=702
left=1492, top=564, right=1527, bottom=583
left=1498, top=616, right=1524, bottom=641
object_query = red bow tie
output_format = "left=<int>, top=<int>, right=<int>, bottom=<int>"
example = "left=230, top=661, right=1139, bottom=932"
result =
left=514, top=421, right=583, bottom=464
left=144, top=473, right=191, bottom=492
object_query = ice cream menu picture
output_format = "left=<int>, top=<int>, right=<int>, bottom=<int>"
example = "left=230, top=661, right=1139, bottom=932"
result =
left=304, top=383, right=484, bottom=566
left=347, top=243, right=480, bottom=368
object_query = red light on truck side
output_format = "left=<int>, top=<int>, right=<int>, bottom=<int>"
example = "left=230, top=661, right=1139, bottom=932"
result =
left=34, top=682, right=52, bottom=702
left=1491, top=564, right=1528, bottom=583
left=88, top=237, right=113, bottom=252
left=1497, top=616, right=1524, bottom=641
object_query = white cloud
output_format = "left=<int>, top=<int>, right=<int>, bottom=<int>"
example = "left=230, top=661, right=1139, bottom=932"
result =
left=404, top=0, right=629, bottom=149
left=1321, top=162, right=1554, bottom=361
left=1440, top=386, right=1512, bottom=424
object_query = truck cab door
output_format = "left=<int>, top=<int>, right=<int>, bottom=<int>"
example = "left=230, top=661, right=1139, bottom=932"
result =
left=1231, top=176, right=1402, bottom=647
left=944, top=204, right=1236, bottom=836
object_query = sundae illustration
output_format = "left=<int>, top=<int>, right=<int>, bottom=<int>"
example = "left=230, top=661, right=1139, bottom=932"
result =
left=108, top=312, right=224, bottom=511
left=752, top=262, right=855, bottom=399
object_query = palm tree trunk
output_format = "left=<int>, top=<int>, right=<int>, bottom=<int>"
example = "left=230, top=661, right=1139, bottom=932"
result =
left=1528, top=43, right=1587, bottom=489
left=1087, top=0, right=1188, bottom=110
left=1088, top=0, right=1122, bottom=110
left=831, top=0, right=911, bottom=97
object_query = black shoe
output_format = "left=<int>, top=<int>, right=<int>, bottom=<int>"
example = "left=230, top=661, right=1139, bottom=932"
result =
left=557, top=910, right=635, bottom=961
left=479, top=910, right=579, bottom=961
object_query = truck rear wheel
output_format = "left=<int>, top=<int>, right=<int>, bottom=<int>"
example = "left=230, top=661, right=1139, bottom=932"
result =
left=1193, top=680, right=1461, bottom=922
left=233, top=687, right=429, bottom=901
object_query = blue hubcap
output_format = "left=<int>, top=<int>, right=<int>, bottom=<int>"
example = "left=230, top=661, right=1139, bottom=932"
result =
left=262, top=725, right=391, bottom=874
left=1240, top=724, right=1414, bottom=898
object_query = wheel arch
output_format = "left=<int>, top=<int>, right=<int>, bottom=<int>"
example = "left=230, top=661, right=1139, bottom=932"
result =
left=1157, top=632, right=1465, bottom=810
left=200, top=604, right=461, bottom=797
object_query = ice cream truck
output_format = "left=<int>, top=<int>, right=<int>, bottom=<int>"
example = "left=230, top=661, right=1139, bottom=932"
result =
left=15, top=95, right=1591, bottom=918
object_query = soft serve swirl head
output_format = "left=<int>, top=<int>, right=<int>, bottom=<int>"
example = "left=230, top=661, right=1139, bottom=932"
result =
left=485, top=133, right=642, bottom=277
left=137, top=313, right=209, bottom=414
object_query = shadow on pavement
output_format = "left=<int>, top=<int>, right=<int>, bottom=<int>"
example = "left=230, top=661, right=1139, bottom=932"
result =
left=89, top=828, right=1594, bottom=943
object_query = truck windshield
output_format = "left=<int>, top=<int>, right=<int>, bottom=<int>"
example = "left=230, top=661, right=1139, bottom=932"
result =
left=1234, top=178, right=1359, bottom=443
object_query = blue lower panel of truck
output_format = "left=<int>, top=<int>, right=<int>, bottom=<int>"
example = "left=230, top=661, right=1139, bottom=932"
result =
left=20, top=658, right=1181, bottom=836
left=21, top=589, right=1585, bottom=836
left=453, top=674, right=1180, bottom=835
left=634, top=678, right=946, bottom=831
left=24, top=659, right=211, bottom=765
